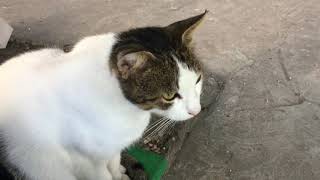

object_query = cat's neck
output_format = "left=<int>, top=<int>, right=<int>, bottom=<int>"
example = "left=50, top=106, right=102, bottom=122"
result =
left=56, top=33, right=150, bottom=119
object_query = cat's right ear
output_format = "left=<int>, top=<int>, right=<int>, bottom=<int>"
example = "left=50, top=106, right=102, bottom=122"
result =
left=117, top=51, right=154, bottom=79
left=165, top=10, right=207, bottom=45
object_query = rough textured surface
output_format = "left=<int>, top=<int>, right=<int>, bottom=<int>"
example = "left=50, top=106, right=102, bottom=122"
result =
left=1, top=0, right=320, bottom=179
left=165, top=1, right=320, bottom=179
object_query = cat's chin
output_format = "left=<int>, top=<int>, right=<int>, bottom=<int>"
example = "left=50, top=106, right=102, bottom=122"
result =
left=166, top=115, right=194, bottom=122
left=150, top=109, right=194, bottom=121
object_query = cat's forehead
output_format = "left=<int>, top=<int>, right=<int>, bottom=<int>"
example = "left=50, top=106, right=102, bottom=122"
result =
left=115, top=27, right=202, bottom=72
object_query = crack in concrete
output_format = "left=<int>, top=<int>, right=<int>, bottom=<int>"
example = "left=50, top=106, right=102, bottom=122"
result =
left=234, top=95, right=305, bottom=112
left=278, top=49, right=292, bottom=81
left=305, top=99, right=320, bottom=108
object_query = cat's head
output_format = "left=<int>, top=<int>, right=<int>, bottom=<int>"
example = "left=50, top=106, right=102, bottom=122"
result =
left=110, top=11, right=207, bottom=121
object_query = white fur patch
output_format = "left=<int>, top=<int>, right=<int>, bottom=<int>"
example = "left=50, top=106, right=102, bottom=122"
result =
left=151, top=55, right=202, bottom=121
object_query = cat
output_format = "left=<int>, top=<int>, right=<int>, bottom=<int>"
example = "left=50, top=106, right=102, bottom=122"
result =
left=0, top=11, right=207, bottom=180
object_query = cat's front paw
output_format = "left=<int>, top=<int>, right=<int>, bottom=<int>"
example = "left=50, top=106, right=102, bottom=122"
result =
left=111, top=165, right=130, bottom=180
left=112, top=173, right=130, bottom=180
left=119, top=165, right=126, bottom=174
left=120, top=174, right=130, bottom=180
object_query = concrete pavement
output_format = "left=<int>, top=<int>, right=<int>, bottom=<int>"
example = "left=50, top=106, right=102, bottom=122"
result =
left=1, top=0, right=320, bottom=179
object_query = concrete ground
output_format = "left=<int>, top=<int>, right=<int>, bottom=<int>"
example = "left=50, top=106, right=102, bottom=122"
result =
left=1, top=0, right=320, bottom=179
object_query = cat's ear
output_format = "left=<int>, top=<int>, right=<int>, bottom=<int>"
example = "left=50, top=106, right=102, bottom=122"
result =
left=117, top=51, right=154, bottom=79
left=165, top=10, right=207, bottom=45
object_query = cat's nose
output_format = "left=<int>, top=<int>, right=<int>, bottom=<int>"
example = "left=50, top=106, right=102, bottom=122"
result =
left=188, top=108, right=201, bottom=116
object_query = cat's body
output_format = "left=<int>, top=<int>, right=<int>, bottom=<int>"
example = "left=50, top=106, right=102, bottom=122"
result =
left=0, top=33, right=142, bottom=180
left=0, top=11, right=207, bottom=180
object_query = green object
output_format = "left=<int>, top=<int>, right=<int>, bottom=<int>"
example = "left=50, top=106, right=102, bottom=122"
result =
left=127, top=147, right=168, bottom=180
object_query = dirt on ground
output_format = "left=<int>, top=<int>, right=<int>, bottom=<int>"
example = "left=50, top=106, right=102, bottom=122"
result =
left=0, top=40, right=42, bottom=63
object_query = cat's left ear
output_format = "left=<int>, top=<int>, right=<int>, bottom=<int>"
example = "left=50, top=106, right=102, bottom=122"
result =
left=165, top=10, right=207, bottom=45
left=116, top=51, right=154, bottom=79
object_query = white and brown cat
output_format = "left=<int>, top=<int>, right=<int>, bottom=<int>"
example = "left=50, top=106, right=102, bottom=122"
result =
left=0, top=11, right=206, bottom=180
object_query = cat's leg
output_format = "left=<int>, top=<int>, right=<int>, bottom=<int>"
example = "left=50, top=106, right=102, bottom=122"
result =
left=10, top=146, right=77, bottom=180
left=70, top=152, right=112, bottom=180
left=107, top=153, right=130, bottom=180
left=94, top=160, right=113, bottom=180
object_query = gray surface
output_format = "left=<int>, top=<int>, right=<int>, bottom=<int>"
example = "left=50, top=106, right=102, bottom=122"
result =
left=1, top=0, right=320, bottom=179
left=165, top=1, right=320, bottom=179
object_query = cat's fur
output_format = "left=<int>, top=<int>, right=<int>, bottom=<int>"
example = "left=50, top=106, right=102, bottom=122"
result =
left=0, top=11, right=206, bottom=180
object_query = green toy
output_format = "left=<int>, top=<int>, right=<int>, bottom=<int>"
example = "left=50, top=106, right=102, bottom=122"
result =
left=127, top=147, right=168, bottom=180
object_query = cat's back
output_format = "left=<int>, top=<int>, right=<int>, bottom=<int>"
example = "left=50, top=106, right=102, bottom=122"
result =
left=0, top=33, right=117, bottom=81
left=0, top=33, right=117, bottom=119
left=0, top=48, right=64, bottom=88
left=0, top=48, right=64, bottom=74
left=0, top=48, right=65, bottom=115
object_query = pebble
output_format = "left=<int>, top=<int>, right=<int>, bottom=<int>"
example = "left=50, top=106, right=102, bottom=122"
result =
left=170, top=6, right=178, bottom=10
left=0, top=18, right=13, bottom=49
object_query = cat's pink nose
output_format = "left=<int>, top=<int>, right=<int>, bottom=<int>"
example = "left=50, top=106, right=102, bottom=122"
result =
left=188, top=108, right=201, bottom=116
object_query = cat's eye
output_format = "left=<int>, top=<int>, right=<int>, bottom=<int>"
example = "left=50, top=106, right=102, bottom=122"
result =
left=162, top=93, right=181, bottom=102
left=196, top=75, right=202, bottom=84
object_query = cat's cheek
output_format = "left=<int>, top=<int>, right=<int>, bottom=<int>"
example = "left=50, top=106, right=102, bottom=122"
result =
left=162, top=103, right=193, bottom=121
left=195, top=81, right=203, bottom=96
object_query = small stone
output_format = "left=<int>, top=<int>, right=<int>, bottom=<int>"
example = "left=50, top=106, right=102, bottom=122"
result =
left=172, top=137, right=176, bottom=141
left=170, top=6, right=178, bottom=10
left=0, top=18, right=13, bottom=49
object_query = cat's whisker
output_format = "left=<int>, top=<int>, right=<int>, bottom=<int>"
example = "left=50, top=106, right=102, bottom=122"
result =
left=144, top=117, right=166, bottom=133
left=144, top=118, right=170, bottom=139
left=145, top=118, right=173, bottom=139
left=159, top=120, right=175, bottom=135
left=168, top=122, right=177, bottom=134
left=145, top=123, right=166, bottom=139
left=143, top=117, right=168, bottom=135
left=144, top=120, right=169, bottom=139
left=157, top=119, right=172, bottom=133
